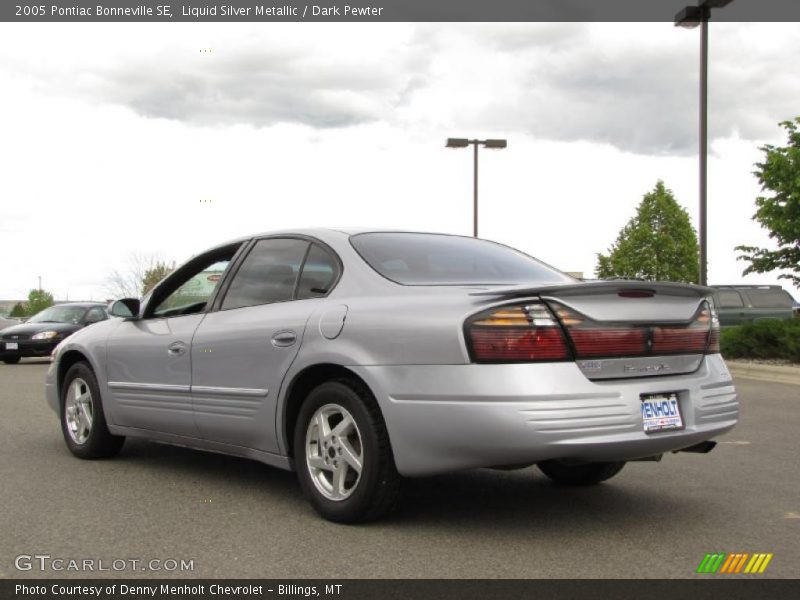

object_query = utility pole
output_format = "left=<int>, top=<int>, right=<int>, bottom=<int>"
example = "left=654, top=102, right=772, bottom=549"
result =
left=446, top=137, right=508, bottom=238
left=675, top=0, right=734, bottom=285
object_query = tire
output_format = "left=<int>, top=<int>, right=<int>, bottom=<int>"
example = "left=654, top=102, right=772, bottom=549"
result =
left=2, top=356, right=21, bottom=364
left=537, top=460, right=626, bottom=486
left=60, top=362, right=125, bottom=459
left=294, top=378, right=400, bottom=523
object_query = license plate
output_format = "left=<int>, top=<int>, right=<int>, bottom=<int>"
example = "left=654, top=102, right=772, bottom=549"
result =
left=5, top=342, right=18, bottom=351
left=641, top=392, right=683, bottom=433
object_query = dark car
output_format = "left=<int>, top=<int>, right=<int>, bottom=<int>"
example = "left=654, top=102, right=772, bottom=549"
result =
left=0, top=303, right=108, bottom=364
left=710, top=285, right=795, bottom=327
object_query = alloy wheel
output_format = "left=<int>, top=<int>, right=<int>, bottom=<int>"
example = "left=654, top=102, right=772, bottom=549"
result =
left=65, top=377, right=94, bottom=445
left=305, top=403, right=364, bottom=501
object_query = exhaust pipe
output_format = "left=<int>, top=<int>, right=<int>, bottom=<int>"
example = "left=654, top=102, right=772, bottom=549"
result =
left=674, top=441, right=717, bottom=454
left=630, top=454, right=663, bottom=462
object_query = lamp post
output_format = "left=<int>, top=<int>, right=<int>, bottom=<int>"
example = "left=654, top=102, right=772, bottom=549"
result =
left=675, top=0, right=734, bottom=286
left=446, top=137, right=507, bottom=238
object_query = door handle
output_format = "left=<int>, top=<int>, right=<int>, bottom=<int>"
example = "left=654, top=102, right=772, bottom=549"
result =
left=271, top=331, right=297, bottom=347
left=167, top=341, right=187, bottom=356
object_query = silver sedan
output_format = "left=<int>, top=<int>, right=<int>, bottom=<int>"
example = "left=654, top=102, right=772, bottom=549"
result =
left=46, top=230, right=738, bottom=522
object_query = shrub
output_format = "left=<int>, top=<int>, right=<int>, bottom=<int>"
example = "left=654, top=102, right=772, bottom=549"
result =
left=720, top=318, right=800, bottom=363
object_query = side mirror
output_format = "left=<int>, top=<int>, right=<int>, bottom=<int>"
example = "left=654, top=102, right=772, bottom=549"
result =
left=109, top=298, right=140, bottom=319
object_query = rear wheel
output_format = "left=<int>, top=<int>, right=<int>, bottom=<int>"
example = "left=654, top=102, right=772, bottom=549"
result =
left=61, top=362, right=125, bottom=459
left=537, top=460, right=626, bottom=486
left=2, top=356, right=21, bottom=364
left=294, top=379, right=400, bottom=523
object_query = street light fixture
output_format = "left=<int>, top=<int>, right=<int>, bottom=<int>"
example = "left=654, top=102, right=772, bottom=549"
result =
left=675, top=0, right=734, bottom=286
left=446, top=137, right=508, bottom=237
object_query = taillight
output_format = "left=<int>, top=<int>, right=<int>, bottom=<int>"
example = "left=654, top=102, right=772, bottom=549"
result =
left=551, top=300, right=720, bottom=358
left=569, top=328, right=648, bottom=356
left=467, top=303, right=570, bottom=362
left=705, top=300, right=721, bottom=353
left=551, top=304, right=648, bottom=358
left=652, top=303, right=720, bottom=354
left=652, top=305, right=710, bottom=353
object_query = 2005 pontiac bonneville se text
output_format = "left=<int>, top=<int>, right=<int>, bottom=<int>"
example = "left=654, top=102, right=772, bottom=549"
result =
left=45, top=230, right=738, bottom=522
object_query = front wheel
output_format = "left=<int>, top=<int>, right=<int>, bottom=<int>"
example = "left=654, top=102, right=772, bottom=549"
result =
left=61, top=362, right=125, bottom=459
left=537, top=460, right=626, bottom=486
left=294, top=379, right=400, bottom=523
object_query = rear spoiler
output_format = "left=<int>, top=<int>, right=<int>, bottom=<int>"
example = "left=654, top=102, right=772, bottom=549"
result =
left=470, top=280, right=715, bottom=299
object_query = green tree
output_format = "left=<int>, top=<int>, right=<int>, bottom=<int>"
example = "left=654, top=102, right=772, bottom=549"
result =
left=141, top=261, right=174, bottom=295
left=596, top=181, right=700, bottom=283
left=736, top=118, right=800, bottom=288
left=9, top=303, right=27, bottom=318
left=26, top=288, right=54, bottom=315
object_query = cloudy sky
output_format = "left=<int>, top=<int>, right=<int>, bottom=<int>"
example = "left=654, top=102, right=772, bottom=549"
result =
left=0, top=22, right=798, bottom=301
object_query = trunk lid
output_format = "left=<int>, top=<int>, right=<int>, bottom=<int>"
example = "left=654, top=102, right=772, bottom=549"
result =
left=472, top=280, right=712, bottom=320
left=471, top=280, right=717, bottom=379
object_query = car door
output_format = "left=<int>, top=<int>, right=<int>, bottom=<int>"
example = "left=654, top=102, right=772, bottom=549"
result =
left=105, top=245, right=240, bottom=436
left=191, top=237, right=341, bottom=453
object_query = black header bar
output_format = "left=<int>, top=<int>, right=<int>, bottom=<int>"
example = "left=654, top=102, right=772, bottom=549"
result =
left=3, top=0, right=800, bottom=23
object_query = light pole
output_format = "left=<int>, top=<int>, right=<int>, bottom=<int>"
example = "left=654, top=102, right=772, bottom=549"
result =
left=675, top=0, right=733, bottom=286
left=446, top=137, right=507, bottom=238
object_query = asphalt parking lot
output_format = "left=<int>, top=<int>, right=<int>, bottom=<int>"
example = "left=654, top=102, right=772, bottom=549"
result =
left=1, top=360, right=798, bottom=579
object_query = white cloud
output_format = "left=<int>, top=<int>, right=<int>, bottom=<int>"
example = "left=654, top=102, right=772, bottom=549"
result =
left=0, top=22, right=797, bottom=301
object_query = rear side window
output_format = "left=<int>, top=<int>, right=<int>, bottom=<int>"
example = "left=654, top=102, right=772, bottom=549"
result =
left=222, top=238, right=309, bottom=310
left=717, top=290, right=744, bottom=308
left=297, top=244, right=340, bottom=299
left=350, top=232, right=574, bottom=285
left=745, top=288, right=793, bottom=309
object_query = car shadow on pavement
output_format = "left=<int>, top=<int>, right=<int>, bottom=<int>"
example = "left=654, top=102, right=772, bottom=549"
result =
left=387, top=466, right=703, bottom=534
left=116, top=438, right=300, bottom=493
left=6, top=359, right=52, bottom=366
left=111, top=440, right=708, bottom=532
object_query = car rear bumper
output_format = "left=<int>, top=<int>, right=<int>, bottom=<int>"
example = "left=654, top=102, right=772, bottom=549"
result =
left=352, top=354, right=737, bottom=476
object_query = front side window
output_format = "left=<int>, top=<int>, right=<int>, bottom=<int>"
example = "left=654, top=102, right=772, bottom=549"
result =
left=148, top=244, right=241, bottom=318
left=153, top=260, right=231, bottom=317
left=221, top=238, right=309, bottom=310
left=83, top=307, right=107, bottom=323
left=350, top=232, right=574, bottom=285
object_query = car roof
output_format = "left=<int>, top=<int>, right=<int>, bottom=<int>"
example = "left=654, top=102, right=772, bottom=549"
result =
left=51, top=302, right=106, bottom=308
left=210, top=227, right=442, bottom=251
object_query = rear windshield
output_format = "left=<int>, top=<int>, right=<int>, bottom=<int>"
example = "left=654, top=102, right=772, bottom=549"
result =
left=350, top=232, right=574, bottom=285
left=745, top=288, right=794, bottom=309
